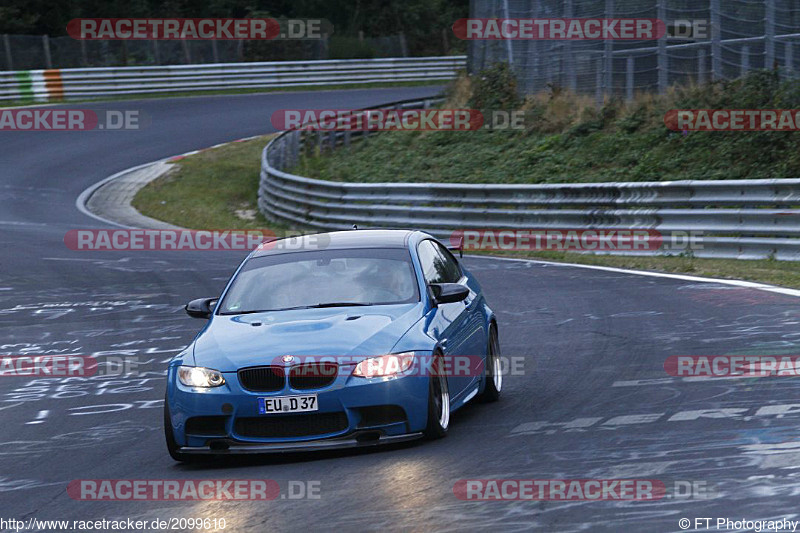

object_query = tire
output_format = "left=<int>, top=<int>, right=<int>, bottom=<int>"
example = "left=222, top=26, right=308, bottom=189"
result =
left=164, top=397, right=197, bottom=463
left=423, top=355, right=450, bottom=439
left=479, top=323, right=502, bottom=402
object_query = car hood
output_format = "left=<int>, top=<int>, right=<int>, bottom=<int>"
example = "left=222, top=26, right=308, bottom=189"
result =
left=191, top=303, right=425, bottom=371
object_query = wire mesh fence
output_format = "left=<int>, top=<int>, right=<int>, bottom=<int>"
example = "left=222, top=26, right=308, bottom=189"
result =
left=468, top=0, right=800, bottom=100
left=0, top=33, right=422, bottom=71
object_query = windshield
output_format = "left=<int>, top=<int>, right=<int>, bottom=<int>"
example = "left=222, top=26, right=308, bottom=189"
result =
left=218, top=248, right=419, bottom=314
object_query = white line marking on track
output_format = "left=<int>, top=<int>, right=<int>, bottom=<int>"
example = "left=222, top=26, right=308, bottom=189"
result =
left=467, top=255, right=800, bottom=299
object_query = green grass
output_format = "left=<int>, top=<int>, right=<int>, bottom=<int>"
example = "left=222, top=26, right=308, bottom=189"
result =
left=133, top=132, right=800, bottom=290
left=132, top=134, right=284, bottom=231
left=293, top=69, right=800, bottom=184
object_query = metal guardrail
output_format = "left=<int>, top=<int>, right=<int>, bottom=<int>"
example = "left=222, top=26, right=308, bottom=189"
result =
left=0, top=56, right=466, bottom=102
left=259, top=97, right=800, bottom=261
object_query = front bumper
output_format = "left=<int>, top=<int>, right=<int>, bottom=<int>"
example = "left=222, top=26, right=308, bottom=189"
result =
left=166, top=363, right=431, bottom=449
left=177, top=431, right=423, bottom=455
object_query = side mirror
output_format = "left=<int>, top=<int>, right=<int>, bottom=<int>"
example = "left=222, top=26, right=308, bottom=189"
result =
left=185, top=298, right=218, bottom=319
left=429, top=283, right=470, bottom=305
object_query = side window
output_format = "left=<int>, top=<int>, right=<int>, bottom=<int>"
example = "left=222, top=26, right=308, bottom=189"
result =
left=432, top=242, right=463, bottom=283
left=417, top=240, right=446, bottom=284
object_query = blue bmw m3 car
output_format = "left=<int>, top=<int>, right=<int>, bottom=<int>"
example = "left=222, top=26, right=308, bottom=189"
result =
left=165, top=229, right=501, bottom=461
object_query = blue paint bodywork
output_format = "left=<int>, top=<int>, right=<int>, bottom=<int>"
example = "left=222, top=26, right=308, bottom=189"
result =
left=166, top=230, right=496, bottom=453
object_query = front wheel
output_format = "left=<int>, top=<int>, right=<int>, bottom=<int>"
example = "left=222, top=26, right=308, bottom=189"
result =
left=423, top=356, right=450, bottom=439
left=479, top=324, right=502, bottom=402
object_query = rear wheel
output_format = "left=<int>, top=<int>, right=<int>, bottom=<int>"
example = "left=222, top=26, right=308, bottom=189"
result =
left=479, top=323, right=502, bottom=402
left=423, top=355, right=450, bottom=439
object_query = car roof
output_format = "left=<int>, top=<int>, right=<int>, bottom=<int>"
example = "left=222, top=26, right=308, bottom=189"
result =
left=251, top=229, right=428, bottom=257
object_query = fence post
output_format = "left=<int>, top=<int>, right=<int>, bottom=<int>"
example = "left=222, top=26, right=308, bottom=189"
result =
left=290, top=130, right=300, bottom=167
left=787, top=41, right=795, bottom=77
left=564, top=0, right=576, bottom=92
left=765, top=0, right=775, bottom=69
left=80, top=39, right=88, bottom=67
left=153, top=40, right=161, bottom=65
left=711, top=0, right=722, bottom=79
left=741, top=45, right=750, bottom=76
left=626, top=56, right=635, bottom=101
left=2, top=34, right=12, bottom=71
left=399, top=33, right=409, bottom=57
left=181, top=41, right=192, bottom=64
left=596, top=58, right=604, bottom=106
left=698, top=49, right=707, bottom=85
left=211, top=40, right=220, bottom=63
left=502, top=0, right=514, bottom=67
left=657, top=0, right=667, bottom=94
left=604, top=0, right=614, bottom=98
left=42, top=35, right=52, bottom=69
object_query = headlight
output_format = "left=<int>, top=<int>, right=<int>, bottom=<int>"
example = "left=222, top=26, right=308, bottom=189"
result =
left=178, top=366, right=225, bottom=387
left=352, top=352, right=415, bottom=378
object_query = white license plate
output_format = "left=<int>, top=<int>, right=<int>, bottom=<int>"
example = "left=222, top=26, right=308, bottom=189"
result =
left=258, top=395, right=318, bottom=414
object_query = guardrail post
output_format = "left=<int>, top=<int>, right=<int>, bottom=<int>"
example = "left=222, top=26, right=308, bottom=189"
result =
left=711, top=0, right=722, bottom=80
left=42, top=35, right=52, bottom=69
left=2, top=34, right=12, bottom=71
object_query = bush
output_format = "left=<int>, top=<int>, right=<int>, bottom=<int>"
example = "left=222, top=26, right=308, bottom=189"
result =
left=468, top=62, right=519, bottom=110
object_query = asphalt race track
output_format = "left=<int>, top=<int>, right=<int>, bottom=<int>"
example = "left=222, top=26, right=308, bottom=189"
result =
left=3, top=87, right=800, bottom=532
